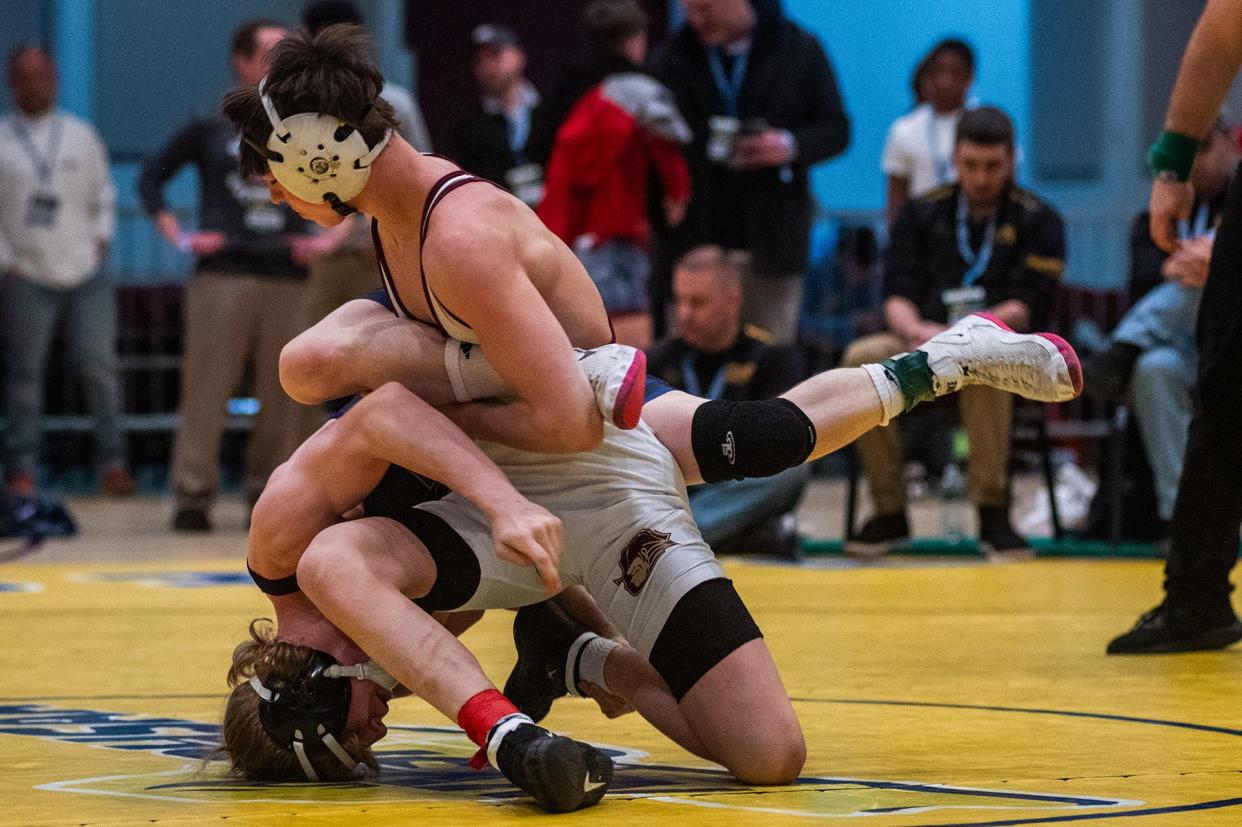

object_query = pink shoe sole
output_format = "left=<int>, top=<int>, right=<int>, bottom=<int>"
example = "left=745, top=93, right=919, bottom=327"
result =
left=972, top=312, right=1083, bottom=399
left=613, top=349, right=647, bottom=429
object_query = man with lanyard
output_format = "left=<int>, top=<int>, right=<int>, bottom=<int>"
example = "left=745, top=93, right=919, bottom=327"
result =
left=651, top=0, right=849, bottom=344
left=0, top=45, right=133, bottom=498
left=647, top=245, right=809, bottom=558
left=881, top=39, right=975, bottom=227
left=1109, top=0, right=1242, bottom=654
left=445, top=24, right=544, bottom=208
left=841, top=106, right=1065, bottom=559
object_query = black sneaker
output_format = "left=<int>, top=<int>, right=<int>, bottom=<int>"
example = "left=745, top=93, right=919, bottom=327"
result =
left=1084, top=342, right=1140, bottom=403
left=172, top=508, right=211, bottom=532
left=493, top=721, right=613, bottom=812
left=1107, top=600, right=1242, bottom=654
left=503, top=602, right=587, bottom=722
left=977, top=506, right=1031, bottom=560
left=844, top=512, right=910, bottom=558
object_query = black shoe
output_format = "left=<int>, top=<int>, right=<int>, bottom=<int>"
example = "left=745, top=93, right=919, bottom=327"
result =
left=977, top=506, right=1031, bottom=559
left=844, top=512, right=909, bottom=558
left=503, top=602, right=587, bottom=723
left=1084, top=342, right=1140, bottom=403
left=172, top=508, right=211, bottom=532
left=493, top=721, right=613, bottom=812
left=1107, top=600, right=1242, bottom=654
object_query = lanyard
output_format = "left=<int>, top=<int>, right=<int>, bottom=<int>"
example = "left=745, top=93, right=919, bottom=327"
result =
left=926, top=109, right=952, bottom=186
left=1177, top=202, right=1210, bottom=241
left=956, top=192, right=996, bottom=286
left=707, top=47, right=749, bottom=118
left=506, top=106, right=531, bottom=160
left=11, top=115, right=62, bottom=183
left=681, top=354, right=729, bottom=400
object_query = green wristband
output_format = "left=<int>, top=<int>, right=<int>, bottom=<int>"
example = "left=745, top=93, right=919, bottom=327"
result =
left=1147, top=130, right=1199, bottom=181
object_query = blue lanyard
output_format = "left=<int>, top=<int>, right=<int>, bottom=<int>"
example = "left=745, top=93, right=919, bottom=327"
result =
left=681, top=355, right=729, bottom=400
left=956, top=192, right=996, bottom=286
left=507, top=106, right=531, bottom=160
left=707, top=47, right=749, bottom=118
left=11, top=115, right=63, bottom=182
left=1177, top=202, right=1210, bottom=241
left=926, top=109, right=952, bottom=186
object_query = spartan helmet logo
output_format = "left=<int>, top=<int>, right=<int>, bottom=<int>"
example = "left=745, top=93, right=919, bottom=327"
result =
left=614, top=528, right=676, bottom=596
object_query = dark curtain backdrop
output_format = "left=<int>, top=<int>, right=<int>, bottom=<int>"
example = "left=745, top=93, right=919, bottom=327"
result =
left=406, top=0, right=669, bottom=149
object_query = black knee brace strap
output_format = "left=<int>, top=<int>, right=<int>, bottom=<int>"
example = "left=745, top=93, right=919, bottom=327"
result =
left=690, top=398, right=817, bottom=483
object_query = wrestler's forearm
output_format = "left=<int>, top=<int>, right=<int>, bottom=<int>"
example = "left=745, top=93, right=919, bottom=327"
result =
left=442, top=398, right=604, bottom=455
left=1164, top=0, right=1242, bottom=137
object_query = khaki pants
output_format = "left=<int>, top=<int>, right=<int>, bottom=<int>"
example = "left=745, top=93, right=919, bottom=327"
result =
left=734, top=251, right=803, bottom=345
left=842, top=332, right=1012, bottom=514
left=171, top=271, right=320, bottom=511
left=304, top=246, right=381, bottom=329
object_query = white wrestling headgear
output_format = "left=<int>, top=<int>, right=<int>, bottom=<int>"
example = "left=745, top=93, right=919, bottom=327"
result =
left=251, top=76, right=391, bottom=215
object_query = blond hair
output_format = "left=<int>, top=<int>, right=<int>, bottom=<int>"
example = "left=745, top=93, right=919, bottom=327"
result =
left=212, top=619, right=377, bottom=782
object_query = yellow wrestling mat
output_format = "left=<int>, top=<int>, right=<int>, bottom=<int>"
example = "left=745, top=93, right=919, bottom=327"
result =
left=2, top=549, right=1240, bottom=825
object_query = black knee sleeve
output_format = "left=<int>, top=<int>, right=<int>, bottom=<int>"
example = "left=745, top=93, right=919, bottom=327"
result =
left=649, top=578, right=762, bottom=700
left=690, top=398, right=816, bottom=483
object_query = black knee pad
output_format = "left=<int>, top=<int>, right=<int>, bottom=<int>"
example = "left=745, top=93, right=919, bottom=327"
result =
left=690, top=398, right=816, bottom=483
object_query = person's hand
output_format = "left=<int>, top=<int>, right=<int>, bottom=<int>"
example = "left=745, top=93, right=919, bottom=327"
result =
left=906, top=321, right=947, bottom=351
left=731, top=129, right=795, bottom=170
left=154, top=211, right=182, bottom=247
left=289, top=233, right=336, bottom=267
left=1149, top=177, right=1195, bottom=254
left=663, top=196, right=688, bottom=227
left=187, top=231, right=227, bottom=257
left=488, top=495, right=563, bottom=593
left=579, top=681, right=635, bottom=718
left=1162, top=236, right=1214, bottom=287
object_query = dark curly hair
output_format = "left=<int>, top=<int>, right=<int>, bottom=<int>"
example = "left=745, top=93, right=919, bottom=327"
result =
left=221, top=24, right=399, bottom=179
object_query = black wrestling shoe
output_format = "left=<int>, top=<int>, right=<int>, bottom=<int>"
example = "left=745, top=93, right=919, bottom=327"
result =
left=493, top=721, right=613, bottom=813
left=1107, top=600, right=1242, bottom=654
left=503, top=602, right=588, bottom=722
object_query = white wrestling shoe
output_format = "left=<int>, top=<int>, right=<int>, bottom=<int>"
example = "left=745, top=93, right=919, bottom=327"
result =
left=918, top=313, right=1083, bottom=403
left=574, top=344, right=647, bottom=429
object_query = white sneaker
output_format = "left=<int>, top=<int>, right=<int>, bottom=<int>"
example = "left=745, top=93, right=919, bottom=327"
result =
left=917, top=313, right=1082, bottom=402
left=574, top=345, right=647, bottom=429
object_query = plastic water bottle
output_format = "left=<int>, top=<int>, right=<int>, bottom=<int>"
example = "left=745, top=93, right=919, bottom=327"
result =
left=939, top=429, right=970, bottom=544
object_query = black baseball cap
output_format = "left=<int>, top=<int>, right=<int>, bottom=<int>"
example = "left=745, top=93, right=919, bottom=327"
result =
left=471, top=23, right=521, bottom=50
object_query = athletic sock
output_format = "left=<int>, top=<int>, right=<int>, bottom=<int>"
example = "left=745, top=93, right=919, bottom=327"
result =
left=872, top=351, right=936, bottom=419
left=571, top=635, right=619, bottom=696
left=457, top=688, right=532, bottom=769
left=444, top=340, right=512, bottom=402
left=862, top=362, right=906, bottom=425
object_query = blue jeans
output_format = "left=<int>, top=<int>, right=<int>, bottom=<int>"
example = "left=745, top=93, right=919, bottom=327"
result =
left=1112, top=281, right=1200, bottom=522
left=688, top=465, right=811, bottom=547
left=576, top=239, right=650, bottom=314
left=2, top=273, right=125, bottom=476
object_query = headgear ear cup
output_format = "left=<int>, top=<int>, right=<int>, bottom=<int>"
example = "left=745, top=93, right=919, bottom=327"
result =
left=256, top=77, right=391, bottom=211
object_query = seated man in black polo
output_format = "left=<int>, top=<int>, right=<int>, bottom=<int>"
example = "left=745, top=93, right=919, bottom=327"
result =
left=842, top=106, right=1065, bottom=558
left=647, top=245, right=810, bottom=559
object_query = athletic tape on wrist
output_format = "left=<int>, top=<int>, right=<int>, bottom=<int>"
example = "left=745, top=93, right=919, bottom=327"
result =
left=1148, top=130, right=1200, bottom=182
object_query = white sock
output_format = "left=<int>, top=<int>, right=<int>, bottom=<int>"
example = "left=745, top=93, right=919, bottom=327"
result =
left=485, top=712, right=535, bottom=770
left=444, top=339, right=513, bottom=402
left=862, top=362, right=906, bottom=426
left=565, top=633, right=619, bottom=696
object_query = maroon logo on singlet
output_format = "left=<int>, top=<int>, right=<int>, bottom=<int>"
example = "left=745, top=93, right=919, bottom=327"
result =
left=614, top=529, right=676, bottom=596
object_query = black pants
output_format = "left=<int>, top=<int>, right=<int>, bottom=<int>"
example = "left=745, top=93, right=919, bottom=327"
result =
left=1165, top=162, right=1242, bottom=608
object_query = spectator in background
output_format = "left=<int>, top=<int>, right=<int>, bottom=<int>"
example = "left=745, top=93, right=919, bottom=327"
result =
left=841, top=107, right=1064, bottom=559
left=882, top=39, right=974, bottom=227
left=647, top=245, right=809, bottom=558
left=538, top=0, right=691, bottom=349
left=1085, top=118, right=1236, bottom=543
left=651, top=0, right=849, bottom=345
left=299, top=6, right=434, bottom=344
left=139, top=20, right=316, bottom=532
left=0, top=45, right=131, bottom=497
left=445, top=24, right=544, bottom=207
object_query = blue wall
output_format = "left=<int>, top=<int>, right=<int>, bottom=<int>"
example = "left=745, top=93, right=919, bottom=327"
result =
left=783, top=0, right=1031, bottom=212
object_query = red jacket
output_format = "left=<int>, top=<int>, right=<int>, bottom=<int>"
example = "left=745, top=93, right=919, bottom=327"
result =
left=538, top=74, right=691, bottom=249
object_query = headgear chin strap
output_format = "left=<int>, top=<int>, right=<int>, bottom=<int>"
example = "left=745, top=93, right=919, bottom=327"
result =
left=248, top=649, right=368, bottom=781
left=251, top=76, right=391, bottom=215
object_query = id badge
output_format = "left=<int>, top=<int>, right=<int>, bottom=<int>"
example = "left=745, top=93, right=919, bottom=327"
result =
left=25, top=191, right=61, bottom=228
left=942, top=285, right=986, bottom=324
left=506, top=162, right=545, bottom=207
left=707, top=116, right=740, bottom=163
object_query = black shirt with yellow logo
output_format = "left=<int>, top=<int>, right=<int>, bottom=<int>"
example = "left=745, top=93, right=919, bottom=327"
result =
left=647, top=324, right=805, bottom=402
left=884, top=182, right=1065, bottom=328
